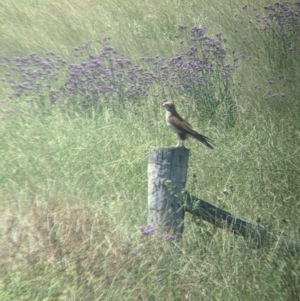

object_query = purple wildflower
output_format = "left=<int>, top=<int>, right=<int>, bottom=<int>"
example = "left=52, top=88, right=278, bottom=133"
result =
left=165, top=234, right=175, bottom=241
left=139, top=224, right=155, bottom=235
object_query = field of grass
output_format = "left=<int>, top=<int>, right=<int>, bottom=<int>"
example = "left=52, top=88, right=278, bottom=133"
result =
left=1, top=0, right=300, bottom=300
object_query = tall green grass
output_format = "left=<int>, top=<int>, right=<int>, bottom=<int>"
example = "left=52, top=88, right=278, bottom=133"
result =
left=1, top=0, right=299, bottom=300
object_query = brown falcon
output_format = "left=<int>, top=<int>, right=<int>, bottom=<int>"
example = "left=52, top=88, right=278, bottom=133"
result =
left=162, top=100, right=213, bottom=149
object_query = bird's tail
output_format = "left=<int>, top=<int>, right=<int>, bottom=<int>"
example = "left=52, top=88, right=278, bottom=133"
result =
left=195, top=133, right=214, bottom=149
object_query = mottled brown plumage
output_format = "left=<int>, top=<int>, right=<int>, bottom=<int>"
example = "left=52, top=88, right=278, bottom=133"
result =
left=162, top=100, right=213, bottom=149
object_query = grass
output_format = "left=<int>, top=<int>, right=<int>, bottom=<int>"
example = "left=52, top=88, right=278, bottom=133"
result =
left=1, top=0, right=300, bottom=300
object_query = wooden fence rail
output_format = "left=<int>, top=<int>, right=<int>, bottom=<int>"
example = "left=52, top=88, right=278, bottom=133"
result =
left=147, top=147, right=299, bottom=253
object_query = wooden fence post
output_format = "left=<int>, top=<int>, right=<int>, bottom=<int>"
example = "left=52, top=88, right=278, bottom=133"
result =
left=148, top=147, right=189, bottom=240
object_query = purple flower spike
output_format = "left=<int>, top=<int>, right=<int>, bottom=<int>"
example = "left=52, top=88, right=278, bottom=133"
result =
left=165, top=234, right=175, bottom=241
left=139, top=224, right=155, bottom=235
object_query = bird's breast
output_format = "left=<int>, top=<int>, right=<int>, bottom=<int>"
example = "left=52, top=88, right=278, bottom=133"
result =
left=167, top=122, right=183, bottom=134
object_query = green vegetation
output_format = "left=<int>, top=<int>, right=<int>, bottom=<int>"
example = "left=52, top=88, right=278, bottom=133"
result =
left=0, top=0, right=299, bottom=300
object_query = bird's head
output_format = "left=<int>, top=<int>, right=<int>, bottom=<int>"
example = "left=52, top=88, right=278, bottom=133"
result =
left=162, top=100, right=176, bottom=113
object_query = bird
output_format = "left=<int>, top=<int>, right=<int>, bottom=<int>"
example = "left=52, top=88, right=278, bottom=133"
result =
left=162, top=100, right=213, bottom=149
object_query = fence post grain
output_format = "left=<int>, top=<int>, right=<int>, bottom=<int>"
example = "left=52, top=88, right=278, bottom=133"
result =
left=148, top=147, right=189, bottom=240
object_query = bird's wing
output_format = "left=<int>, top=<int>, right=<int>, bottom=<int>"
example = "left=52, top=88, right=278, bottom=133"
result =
left=168, top=116, right=214, bottom=148
left=168, top=116, right=196, bottom=134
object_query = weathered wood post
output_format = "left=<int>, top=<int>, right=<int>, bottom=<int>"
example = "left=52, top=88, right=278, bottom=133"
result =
left=148, top=147, right=189, bottom=240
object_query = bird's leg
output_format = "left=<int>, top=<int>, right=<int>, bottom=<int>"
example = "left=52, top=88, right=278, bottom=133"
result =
left=176, top=139, right=185, bottom=148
